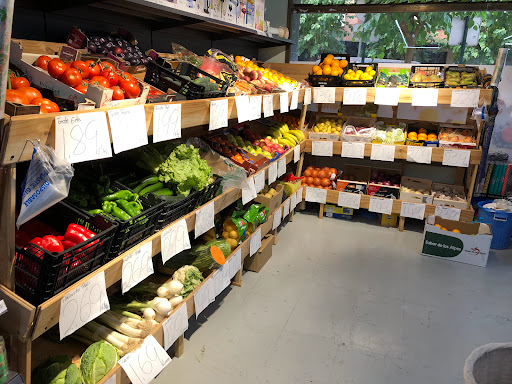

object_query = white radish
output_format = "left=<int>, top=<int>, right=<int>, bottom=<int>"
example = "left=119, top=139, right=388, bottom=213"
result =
left=143, top=308, right=156, bottom=321
left=169, top=295, right=183, bottom=308
left=157, top=286, right=169, bottom=298
left=166, top=280, right=184, bottom=296
left=154, top=299, right=172, bottom=322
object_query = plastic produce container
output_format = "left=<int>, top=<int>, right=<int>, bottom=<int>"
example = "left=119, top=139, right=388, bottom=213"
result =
left=477, top=200, right=512, bottom=249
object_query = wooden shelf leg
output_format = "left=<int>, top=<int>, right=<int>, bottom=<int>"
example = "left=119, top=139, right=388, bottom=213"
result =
left=289, top=209, right=294, bottom=222
left=272, top=228, right=279, bottom=245
left=9, top=336, right=31, bottom=384
left=318, top=203, right=324, bottom=219
left=295, top=152, right=305, bottom=178
left=174, top=334, right=185, bottom=357
left=231, top=268, right=242, bottom=287
left=0, top=164, right=16, bottom=289
left=398, top=216, right=405, bottom=232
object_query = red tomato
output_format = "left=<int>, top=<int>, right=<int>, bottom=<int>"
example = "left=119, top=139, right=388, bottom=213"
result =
left=6, top=89, right=29, bottom=104
left=49, top=101, right=60, bottom=113
left=110, top=85, right=125, bottom=100
left=85, top=60, right=101, bottom=78
left=34, top=55, right=52, bottom=70
left=70, top=60, right=90, bottom=79
left=119, top=80, right=141, bottom=99
left=74, top=82, right=88, bottom=94
left=11, top=77, right=30, bottom=89
left=89, top=76, right=110, bottom=88
left=31, top=97, right=52, bottom=107
left=39, top=104, right=54, bottom=114
left=100, top=61, right=115, bottom=71
left=31, top=97, right=59, bottom=113
left=16, top=87, right=42, bottom=103
left=120, top=71, right=135, bottom=83
left=60, top=68, right=83, bottom=88
left=47, top=58, right=67, bottom=79
left=82, top=78, right=90, bottom=84
left=101, top=70, right=120, bottom=86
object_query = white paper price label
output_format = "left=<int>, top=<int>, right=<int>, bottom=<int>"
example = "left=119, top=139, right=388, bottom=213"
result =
left=194, top=279, right=215, bottom=318
left=435, top=206, right=461, bottom=221
left=242, top=177, right=257, bottom=205
left=337, top=191, right=361, bottom=210
left=209, top=99, right=228, bottom=130
left=442, top=149, right=470, bottom=167
left=369, top=196, right=393, bottom=215
left=370, top=144, right=395, bottom=162
left=412, top=88, right=439, bottom=107
left=277, top=157, right=287, bottom=177
left=195, top=201, right=215, bottom=238
left=313, top=87, right=336, bottom=104
left=122, top=241, right=154, bottom=294
left=108, top=105, right=148, bottom=154
left=283, top=199, right=291, bottom=217
left=290, top=192, right=297, bottom=210
left=254, top=170, right=265, bottom=193
left=119, top=335, right=171, bottom=384
left=341, top=142, right=365, bottom=159
left=450, top=89, right=480, bottom=108
left=374, top=88, right=401, bottom=106
left=290, top=90, right=299, bottom=110
left=294, top=188, right=303, bottom=208
left=235, top=95, right=251, bottom=123
left=59, top=271, right=109, bottom=339
left=268, top=162, right=278, bottom=183
left=407, top=146, right=432, bottom=164
left=55, top=112, right=112, bottom=163
left=249, top=227, right=262, bottom=256
left=305, top=187, right=327, bottom=204
left=263, top=94, right=274, bottom=117
left=343, top=87, right=367, bottom=105
left=311, top=141, right=333, bottom=157
left=104, top=373, right=116, bottom=384
left=294, top=145, right=301, bottom=163
left=304, top=88, right=312, bottom=105
left=161, top=219, right=191, bottom=263
left=228, top=249, right=242, bottom=279
left=0, top=299, right=7, bottom=316
left=250, top=95, right=262, bottom=120
left=213, top=263, right=231, bottom=297
left=400, top=201, right=426, bottom=220
left=162, top=303, right=188, bottom=350
left=280, top=92, right=289, bottom=113
left=272, top=206, right=282, bottom=230
left=153, top=104, right=181, bottom=143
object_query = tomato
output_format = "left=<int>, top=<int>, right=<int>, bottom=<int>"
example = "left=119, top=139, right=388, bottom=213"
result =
left=49, top=101, right=60, bottom=113
left=31, top=97, right=59, bottom=112
left=89, top=76, right=110, bottom=88
left=16, top=87, right=42, bottom=103
left=70, top=60, right=89, bottom=79
left=6, top=89, right=29, bottom=104
left=39, top=104, right=54, bottom=114
left=119, top=80, right=141, bottom=99
left=110, top=85, right=125, bottom=100
left=34, top=55, right=52, bottom=70
left=31, top=97, right=52, bottom=107
left=85, top=60, right=101, bottom=78
left=100, top=61, right=115, bottom=71
left=101, top=70, right=120, bottom=86
left=74, top=81, right=88, bottom=94
left=60, top=68, right=83, bottom=88
left=47, top=58, right=67, bottom=79
left=120, top=71, right=135, bottom=83
left=11, top=77, right=30, bottom=89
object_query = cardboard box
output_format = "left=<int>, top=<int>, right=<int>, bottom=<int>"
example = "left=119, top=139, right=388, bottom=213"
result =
left=245, top=0, right=256, bottom=29
left=255, top=0, right=265, bottom=31
left=309, top=113, right=343, bottom=141
left=421, top=216, right=492, bottom=267
left=255, top=184, right=284, bottom=214
left=400, top=176, right=434, bottom=204
left=223, top=0, right=239, bottom=24
left=239, top=0, right=247, bottom=26
left=341, top=116, right=377, bottom=143
left=5, top=102, right=40, bottom=116
left=244, top=234, right=273, bottom=272
left=336, top=164, right=371, bottom=194
left=432, top=183, right=468, bottom=209
left=323, top=204, right=353, bottom=220
left=438, top=123, right=477, bottom=149
left=367, top=168, right=401, bottom=199
left=380, top=213, right=398, bottom=227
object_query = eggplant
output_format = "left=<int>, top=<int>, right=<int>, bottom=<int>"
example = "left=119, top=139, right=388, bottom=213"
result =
left=87, top=42, right=97, bottom=52
left=130, top=58, right=140, bottom=65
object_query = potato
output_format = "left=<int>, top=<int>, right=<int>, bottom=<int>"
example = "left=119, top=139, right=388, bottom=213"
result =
left=222, top=231, right=230, bottom=240
left=226, top=238, right=238, bottom=250
left=229, top=230, right=238, bottom=239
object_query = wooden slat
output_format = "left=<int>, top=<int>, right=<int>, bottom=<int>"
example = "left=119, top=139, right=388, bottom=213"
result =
left=304, top=139, right=482, bottom=165
left=0, top=285, right=36, bottom=341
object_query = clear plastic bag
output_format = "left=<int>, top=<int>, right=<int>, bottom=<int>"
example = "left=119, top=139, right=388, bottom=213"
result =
left=17, top=143, right=74, bottom=227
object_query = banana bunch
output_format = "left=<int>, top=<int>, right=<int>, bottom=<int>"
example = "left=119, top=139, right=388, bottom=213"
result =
left=266, top=122, right=306, bottom=148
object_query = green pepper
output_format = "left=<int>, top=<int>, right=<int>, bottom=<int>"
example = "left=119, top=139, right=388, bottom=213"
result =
left=102, top=190, right=135, bottom=202
left=152, top=188, right=173, bottom=197
left=117, top=199, right=142, bottom=217
left=133, top=175, right=160, bottom=194
left=140, top=182, right=164, bottom=195
left=88, top=209, right=104, bottom=215
left=102, top=201, right=117, bottom=214
left=111, top=206, right=131, bottom=221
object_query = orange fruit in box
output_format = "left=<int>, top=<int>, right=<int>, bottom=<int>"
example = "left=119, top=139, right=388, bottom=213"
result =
left=418, top=128, right=427, bottom=134
left=323, top=66, right=332, bottom=75
left=331, top=69, right=340, bottom=76
left=340, top=59, right=348, bottom=68
left=418, top=133, right=428, bottom=141
left=323, top=54, right=334, bottom=65
left=332, top=59, right=340, bottom=68
left=408, top=132, right=418, bottom=140
left=427, top=133, right=437, bottom=141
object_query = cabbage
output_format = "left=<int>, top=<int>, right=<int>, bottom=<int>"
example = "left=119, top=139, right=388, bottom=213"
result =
left=80, top=341, right=118, bottom=384
left=32, top=356, right=79, bottom=384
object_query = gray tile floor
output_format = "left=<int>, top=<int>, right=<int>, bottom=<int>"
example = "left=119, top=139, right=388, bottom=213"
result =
left=155, top=212, right=512, bottom=384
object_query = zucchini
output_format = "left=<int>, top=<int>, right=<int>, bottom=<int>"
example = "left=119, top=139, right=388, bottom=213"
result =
left=140, top=182, right=164, bottom=195
left=133, top=175, right=159, bottom=194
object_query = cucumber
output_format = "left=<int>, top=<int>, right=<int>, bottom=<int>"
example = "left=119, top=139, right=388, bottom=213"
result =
left=133, top=175, right=159, bottom=194
left=140, top=182, right=164, bottom=195
left=152, top=188, right=173, bottom=197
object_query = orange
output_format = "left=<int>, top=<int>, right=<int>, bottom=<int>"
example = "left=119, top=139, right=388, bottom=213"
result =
left=323, top=54, right=334, bottom=65
left=441, top=227, right=447, bottom=231
left=322, top=66, right=332, bottom=75
left=418, top=133, right=428, bottom=141
left=427, top=134, right=437, bottom=141
left=408, top=132, right=418, bottom=140
left=315, top=69, right=323, bottom=75
left=435, top=224, right=442, bottom=228
left=332, top=59, right=340, bottom=68
left=331, top=69, right=340, bottom=76
left=418, top=128, right=427, bottom=134
left=312, top=65, right=321, bottom=73
left=452, top=229, right=461, bottom=233
left=340, top=59, right=348, bottom=68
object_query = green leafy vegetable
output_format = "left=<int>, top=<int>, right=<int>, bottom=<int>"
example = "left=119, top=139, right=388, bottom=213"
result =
left=80, top=341, right=118, bottom=384
left=33, top=356, right=72, bottom=384
left=172, top=265, right=204, bottom=298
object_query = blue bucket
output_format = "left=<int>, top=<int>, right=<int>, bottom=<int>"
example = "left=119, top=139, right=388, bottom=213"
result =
left=477, top=201, right=512, bottom=249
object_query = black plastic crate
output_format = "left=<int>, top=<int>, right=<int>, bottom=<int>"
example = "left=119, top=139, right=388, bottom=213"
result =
left=444, top=66, right=481, bottom=88
left=154, top=191, right=199, bottom=231
left=144, top=58, right=228, bottom=100
left=196, top=175, right=222, bottom=207
left=309, top=53, right=349, bottom=87
left=342, top=63, right=378, bottom=87
left=410, top=66, right=445, bottom=88
left=14, top=201, right=117, bottom=306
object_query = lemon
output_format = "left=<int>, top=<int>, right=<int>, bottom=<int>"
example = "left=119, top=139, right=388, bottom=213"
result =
left=356, top=70, right=363, bottom=75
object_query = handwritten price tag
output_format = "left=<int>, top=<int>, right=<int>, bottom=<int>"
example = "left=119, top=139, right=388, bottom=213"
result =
left=250, top=227, right=262, bottom=256
left=59, top=271, right=109, bottom=339
left=295, top=187, right=303, bottom=208
left=194, top=279, right=215, bottom=318
left=104, top=373, right=116, bottom=384
left=374, top=88, right=401, bottom=106
left=450, top=89, right=480, bottom=108
left=55, top=112, right=112, bottom=164
left=263, top=94, right=274, bottom=117
left=304, top=88, right=312, bottom=105
left=290, top=192, right=297, bottom=210
left=305, top=187, right=327, bottom=204
left=442, top=149, right=470, bottom=167
left=278, top=157, right=287, bottom=177
left=250, top=95, right=262, bottom=120
left=337, top=191, right=361, bottom=209
left=0, top=299, right=7, bottom=316
left=161, top=219, right=191, bottom=263
left=368, top=196, right=393, bottom=215
left=235, top=95, right=251, bottom=123
left=153, top=104, right=181, bottom=143
left=209, top=99, right=228, bottom=130
left=272, top=207, right=282, bottom=229
left=280, top=92, right=289, bottom=113
left=119, top=335, right=171, bottom=384
left=108, top=105, right=148, bottom=154
left=213, top=263, right=231, bottom=296
left=290, top=90, right=299, bottom=110
left=341, top=142, right=365, bottom=159
left=400, top=201, right=426, bottom=220
left=407, top=146, right=432, bottom=164
left=312, top=141, right=333, bottom=157
left=228, top=249, right=242, bottom=279
left=162, top=303, right=188, bottom=350
left=313, top=87, right=336, bottom=104
left=122, top=241, right=154, bottom=294
left=268, top=162, right=278, bottom=183
left=343, top=87, right=367, bottom=105
left=283, top=199, right=291, bottom=217
left=370, top=144, right=395, bottom=162
left=435, top=206, right=461, bottom=221
left=242, top=177, right=257, bottom=205
left=411, top=88, right=439, bottom=107
left=254, top=170, right=265, bottom=193
left=195, top=201, right=215, bottom=238
left=294, top=145, right=301, bottom=163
